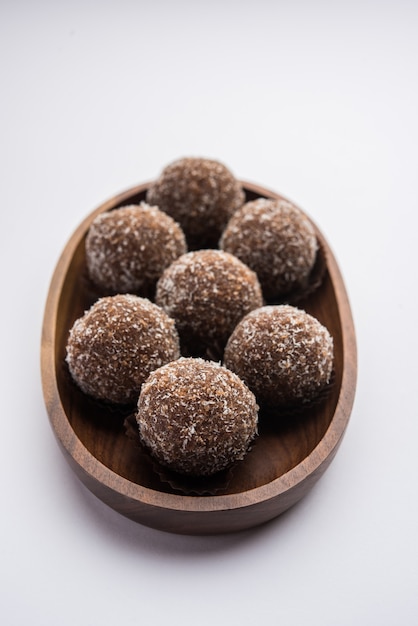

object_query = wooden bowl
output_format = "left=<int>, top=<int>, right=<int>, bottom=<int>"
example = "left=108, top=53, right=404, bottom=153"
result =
left=41, top=181, right=357, bottom=535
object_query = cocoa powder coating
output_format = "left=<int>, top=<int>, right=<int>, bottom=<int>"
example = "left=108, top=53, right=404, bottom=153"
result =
left=66, top=294, right=180, bottom=405
left=136, top=357, right=259, bottom=476
left=224, top=305, right=334, bottom=406
left=146, top=157, right=245, bottom=248
left=85, top=203, right=187, bottom=296
left=220, top=198, right=317, bottom=300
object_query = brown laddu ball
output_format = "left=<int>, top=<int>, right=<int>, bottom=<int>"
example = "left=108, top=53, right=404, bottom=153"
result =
left=146, top=157, right=245, bottom=249
left=220, top=198, right=318, bottom=301
left=136, top=357, right=259, bottom=476
left=66, top=294, right=180, bottom=405
left=155, top=249, right=263, bottom=354
left=85, top=203, right=187, bottom=297
left=224, top=305, right=334, bottom=407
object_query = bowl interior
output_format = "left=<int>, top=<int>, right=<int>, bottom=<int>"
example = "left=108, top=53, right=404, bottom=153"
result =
left=52, top=185, right=344, bottom=497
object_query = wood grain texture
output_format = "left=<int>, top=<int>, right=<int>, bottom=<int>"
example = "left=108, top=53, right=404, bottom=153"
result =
left=41, top=181, right=357, bottom=535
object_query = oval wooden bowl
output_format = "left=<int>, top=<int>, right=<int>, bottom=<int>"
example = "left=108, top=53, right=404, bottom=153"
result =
left=41, top=181, right=357, bottom=535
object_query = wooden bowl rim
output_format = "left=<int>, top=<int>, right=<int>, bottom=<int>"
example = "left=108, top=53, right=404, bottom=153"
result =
left=41, top=180, right=357, bottom=515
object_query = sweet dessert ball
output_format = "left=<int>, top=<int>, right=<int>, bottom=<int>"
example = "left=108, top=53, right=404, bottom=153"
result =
left=136, top=358, right=258, bottom=476
left=146, top=157, right=245, bottom=248
left=224, top=305, right=334, bottom=406
left=85, top=203, right=187, bottom=296
left=155, top=249, right=263, bottom=351
left=220, top=198, right=318, bottom=300
left=66, top=294, right=180, bottom=405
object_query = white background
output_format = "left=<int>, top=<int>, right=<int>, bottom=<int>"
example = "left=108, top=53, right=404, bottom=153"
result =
left=1, top=1, right=418, bottom=624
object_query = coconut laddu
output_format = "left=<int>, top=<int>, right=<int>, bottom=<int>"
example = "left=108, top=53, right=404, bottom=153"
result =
left=224, top=305, right=334, bottom=407
left=66, top=294, right=180, bottom=405
left=220, top=197, right=318, bottom=301
left=146, top=157, right=245, bottom=249
left=155, top=249, right=263, bottom=354
left=136, top=358, right=259, bottom=476
left=85, top=203, right=187, bottom=297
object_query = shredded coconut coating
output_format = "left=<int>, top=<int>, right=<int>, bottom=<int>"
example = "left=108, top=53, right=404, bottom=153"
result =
left=224, top=305, right=334, bottom=406
left=155, top=249, right=263, bottom=348
left=136, top=357, right=258, bottom=476
left=66, top=294, right=180, bottom=405
left=220, top=198, right=318, bottom=300
left=85, top=203, right=187, bottom=295
left=146, top=157, right=245, bottom=248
